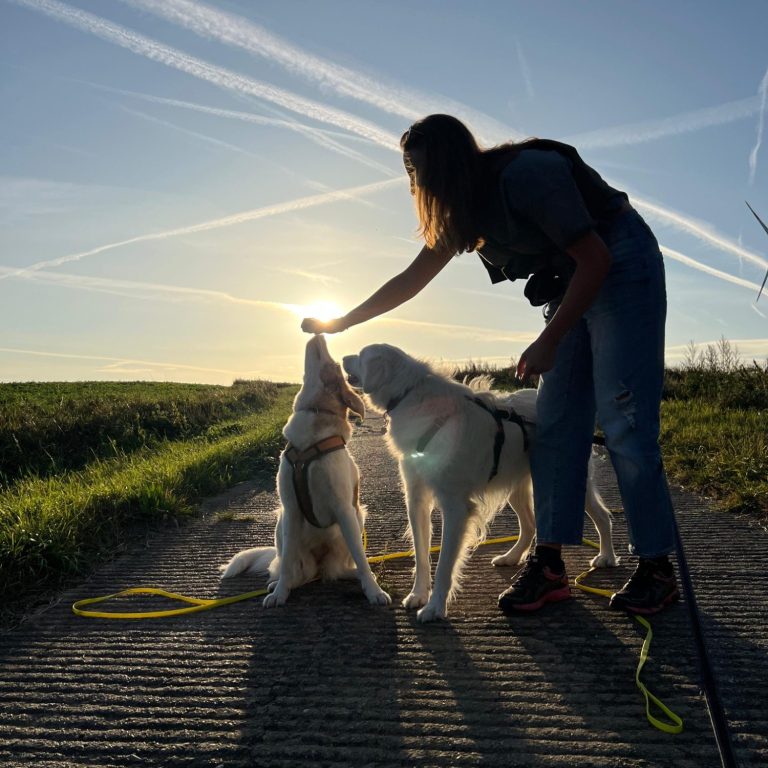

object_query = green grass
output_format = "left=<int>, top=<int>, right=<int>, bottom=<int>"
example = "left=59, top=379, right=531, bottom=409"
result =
left=660, top=399, right=767, bottom=519
left=0, top=379, right=279, bottom=487
left=0, top=383, right=297, bottom=623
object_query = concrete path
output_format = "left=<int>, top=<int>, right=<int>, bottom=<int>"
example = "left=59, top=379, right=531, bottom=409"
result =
left=1, top=413, right=766, bottom=767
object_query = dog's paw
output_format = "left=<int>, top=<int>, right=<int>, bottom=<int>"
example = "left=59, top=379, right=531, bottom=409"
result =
left=266, top=580, right=278, bottom=593
left=416, top=601, right=447, bottom=623
left=590, top=552, right=620, bottom=568
left=491, top=548, right=528, bottom=567
left=262, top=588, right=288, bottom=608
left=402, top=591, right=429, bottom=610
left=365, top=587, right=392, bottom=606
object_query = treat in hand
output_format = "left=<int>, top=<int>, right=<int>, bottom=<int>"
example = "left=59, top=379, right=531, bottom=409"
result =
left=301, top=316, right=347, bottom=335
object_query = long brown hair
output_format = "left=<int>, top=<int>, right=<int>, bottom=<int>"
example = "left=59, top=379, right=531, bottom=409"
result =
left=400, top=114, right=526, bottom=253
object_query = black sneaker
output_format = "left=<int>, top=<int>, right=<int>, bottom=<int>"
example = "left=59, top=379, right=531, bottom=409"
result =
left=609, top=558, right=679, bottom=615
left=498, top=555, right=572, bottom=613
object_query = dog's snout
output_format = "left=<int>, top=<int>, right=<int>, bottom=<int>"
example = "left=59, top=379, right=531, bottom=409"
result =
left=342, top=355, right=361, bottom=387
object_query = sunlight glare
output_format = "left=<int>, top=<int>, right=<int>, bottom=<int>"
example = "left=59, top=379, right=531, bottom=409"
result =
left=298, top=300, right=343, bottom=322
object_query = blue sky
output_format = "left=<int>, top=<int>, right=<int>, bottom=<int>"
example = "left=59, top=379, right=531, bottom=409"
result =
left=1, top=0, right=767, bottom=384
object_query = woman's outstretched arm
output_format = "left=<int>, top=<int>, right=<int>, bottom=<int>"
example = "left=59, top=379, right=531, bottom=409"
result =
left=301, top=243, right=455, bottom=334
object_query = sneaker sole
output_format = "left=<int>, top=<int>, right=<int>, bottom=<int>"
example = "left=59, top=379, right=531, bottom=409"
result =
left=500, top=585, right=573, bottom=613
left=612, top=589, right=680, bottom=616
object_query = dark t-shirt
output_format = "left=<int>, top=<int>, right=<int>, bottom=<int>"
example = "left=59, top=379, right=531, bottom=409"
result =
left=476, top=141, right=628, bottom=284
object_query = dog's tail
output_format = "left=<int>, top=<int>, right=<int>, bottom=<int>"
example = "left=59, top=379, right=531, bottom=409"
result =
left=220, top=546, right=278, bottom=579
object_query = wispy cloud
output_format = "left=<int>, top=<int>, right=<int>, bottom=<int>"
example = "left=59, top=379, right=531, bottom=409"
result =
left=272, top=268, right=342, bottom=287
left=118, top=104, right=263, bottom=159
left=514, top=38, right=535, bottom=99
left=0, top=177, right=403, bottom=281
left=11, top=0, right=400, bottom=149
left=121, top=0, right=520, bottom=143
left=0, top=264, right=300, bottom=311
left=665, top=338, right=768, bottom=363
left=565, top=95, right=761, bottom=150
left=0, top=346, right=254, bottom=376
left=748, top=66, right=768, bottom=185
left=0, top=263, right=538, bottom=343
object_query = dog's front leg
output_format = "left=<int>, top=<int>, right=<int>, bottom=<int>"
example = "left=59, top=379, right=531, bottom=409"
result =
left=336, top=506, right=391, bottom=605
left=262, top=512, right=301, bottom=608
left=417, top=498, right=469, bottom=623
left=401, top=466, right=433, bottom=610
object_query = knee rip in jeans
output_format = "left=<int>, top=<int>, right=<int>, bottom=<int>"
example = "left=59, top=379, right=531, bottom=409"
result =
left=614, top=386, right=636, bottom=429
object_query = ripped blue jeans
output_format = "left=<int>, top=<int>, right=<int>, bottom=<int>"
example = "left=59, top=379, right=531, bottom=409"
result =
left=530, top=209, right=676, bottom=557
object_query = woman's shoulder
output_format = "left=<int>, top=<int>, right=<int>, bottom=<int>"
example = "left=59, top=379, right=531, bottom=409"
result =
left=499, top=141, right=574, bottom=182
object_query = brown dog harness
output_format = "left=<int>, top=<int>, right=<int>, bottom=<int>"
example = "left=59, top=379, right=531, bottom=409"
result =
left=283, top=436, right=358, bottom=528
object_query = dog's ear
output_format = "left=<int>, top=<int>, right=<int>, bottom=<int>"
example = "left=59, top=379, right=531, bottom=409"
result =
left=361, top=353, right=388, bottom=395
left=339, top=375, right=365, bottom=420
left=321, top=363, right=365, bottom=419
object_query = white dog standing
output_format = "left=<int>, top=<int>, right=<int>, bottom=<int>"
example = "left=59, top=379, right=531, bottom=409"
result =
left=343, top=343, right=617, bottom=622
left=221, top=335, right=391, bottom=608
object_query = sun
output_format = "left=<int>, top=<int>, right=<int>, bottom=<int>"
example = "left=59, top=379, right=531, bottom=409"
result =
left=298, top=300, right=343, bottom=322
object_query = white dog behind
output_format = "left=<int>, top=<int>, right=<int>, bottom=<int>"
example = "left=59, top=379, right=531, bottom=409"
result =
left=343, top=343, right=617, bottom=622
left=221, top=335, right=391, bottom=608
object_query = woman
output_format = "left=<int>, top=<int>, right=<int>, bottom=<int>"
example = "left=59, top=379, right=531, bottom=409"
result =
left=301, top=113, right=679, bottom=616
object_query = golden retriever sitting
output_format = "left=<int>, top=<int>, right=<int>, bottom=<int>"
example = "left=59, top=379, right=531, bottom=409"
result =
left=221, top=335, right=391, bottom=608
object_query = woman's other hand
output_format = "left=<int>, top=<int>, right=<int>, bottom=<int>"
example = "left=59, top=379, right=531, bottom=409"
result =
left=301, top=316, right=347, bottom=335
left=517, top=335, right=558, bottom=379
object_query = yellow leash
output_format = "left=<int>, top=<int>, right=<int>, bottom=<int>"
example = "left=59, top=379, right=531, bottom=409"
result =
left=573, top=566, right=684, bottom=734
left=72, top=533, right=683, bottom=734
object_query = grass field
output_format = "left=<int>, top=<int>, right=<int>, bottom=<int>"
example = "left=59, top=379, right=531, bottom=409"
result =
left=0, top=380, right=297, bottom=624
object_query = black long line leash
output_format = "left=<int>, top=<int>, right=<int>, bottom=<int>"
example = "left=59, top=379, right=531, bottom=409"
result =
left=672, top=515, right=741, bottom=768
left=596, top=437, right=740, bottom=765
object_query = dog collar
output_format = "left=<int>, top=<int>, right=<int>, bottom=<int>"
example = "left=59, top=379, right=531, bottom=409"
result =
left=385, top=384, right=417, bottom=414
left=298, top=406, right=344, bottom=417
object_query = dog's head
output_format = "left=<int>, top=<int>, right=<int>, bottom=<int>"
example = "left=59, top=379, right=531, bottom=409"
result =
left=296, top=334, right=365, bottom=419
left=342, top=343, right=420, bottom=411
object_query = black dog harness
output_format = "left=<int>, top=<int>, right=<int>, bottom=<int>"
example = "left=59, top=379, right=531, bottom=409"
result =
left=387, top=385, right=530, bottom=482
left=283, top=435, right=357, bottom=528
left=465, top=396, right=530, bottom=480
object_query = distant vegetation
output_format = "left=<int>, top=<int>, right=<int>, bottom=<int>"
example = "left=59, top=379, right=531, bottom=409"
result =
left=0, top=380, right=297, bottom=625
left=455, top=337, right=768, bottom=521
left=0, top=380, right=280, bottom=488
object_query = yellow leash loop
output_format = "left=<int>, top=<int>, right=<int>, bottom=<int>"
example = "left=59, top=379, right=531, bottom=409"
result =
left=574, top=566, right=684, bottom=735
left=72, top=533, right=683, bottom=734
left=72, top=586, right=269, bottom=619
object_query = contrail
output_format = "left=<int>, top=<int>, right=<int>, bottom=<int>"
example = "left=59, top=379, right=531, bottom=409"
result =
left=660, top=245, right=763, bottom=293
left=99, top=86, right=382, bottom=145
left=121, top=0, right=520, bottom=143
left=10, top=0, right=400, bottom=149
left=631, top=194, right=768, bottom=271
left=0, top=177, right=403, bottom=281
left=749, top=66, right=768, bottom=185
left=115, top=99, right=397, bottom=176
left=565, top=95, right=761, bottom=149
